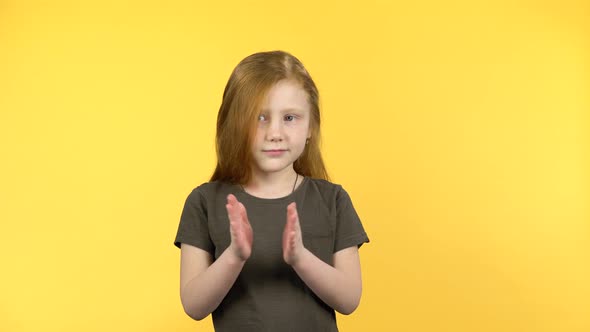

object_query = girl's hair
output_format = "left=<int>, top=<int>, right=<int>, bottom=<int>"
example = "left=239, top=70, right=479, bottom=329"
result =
left=210, top=50, right=329, bottom=184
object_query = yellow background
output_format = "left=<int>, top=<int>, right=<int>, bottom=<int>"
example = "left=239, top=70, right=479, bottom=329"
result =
left=1, top=0, right=588, bottom=331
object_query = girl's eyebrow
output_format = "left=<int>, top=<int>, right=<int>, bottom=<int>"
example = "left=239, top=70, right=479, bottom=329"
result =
left=260, top=108, right=305, bottom=113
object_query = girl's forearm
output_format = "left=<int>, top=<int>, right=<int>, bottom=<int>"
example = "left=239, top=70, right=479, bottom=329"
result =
left=180, top=248, right=245, bottom=320
left=292, top=249, right=361, bottom=315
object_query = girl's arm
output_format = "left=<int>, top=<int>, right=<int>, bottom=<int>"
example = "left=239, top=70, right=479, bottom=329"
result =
left=283, top=203, right=363, bottom=315
left=179, top=194, right=253, bottom=320
left=180, top=244, right=245, bottom=320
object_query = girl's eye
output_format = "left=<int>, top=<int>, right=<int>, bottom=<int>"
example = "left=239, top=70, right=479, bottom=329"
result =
left=284, top=115, right=295, bottom=121
left=258, top=114, right=267, bottom=121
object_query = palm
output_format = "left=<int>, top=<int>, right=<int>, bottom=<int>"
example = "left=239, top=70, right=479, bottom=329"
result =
left=226, top=194, right=253, bottom=261
left=283, top=202, right=304, bottom=265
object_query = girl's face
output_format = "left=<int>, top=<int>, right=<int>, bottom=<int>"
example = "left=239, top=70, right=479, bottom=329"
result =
left=250, top=80, right=311, bottom=177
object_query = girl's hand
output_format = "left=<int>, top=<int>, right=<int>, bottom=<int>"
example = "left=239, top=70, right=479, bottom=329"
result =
left=282, top=202, right=305, bottom=266
left=225, top=194, right=253, bottom=262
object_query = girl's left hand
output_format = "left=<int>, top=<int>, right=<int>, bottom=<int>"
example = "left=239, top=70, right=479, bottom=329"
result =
left=282, top=202, right=305, bottom=266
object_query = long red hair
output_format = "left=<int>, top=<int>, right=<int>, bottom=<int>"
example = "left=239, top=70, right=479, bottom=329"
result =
left=210, top=50, right=329, bottom=184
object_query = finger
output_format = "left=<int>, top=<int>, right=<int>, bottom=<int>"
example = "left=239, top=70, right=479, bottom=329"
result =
left=226, top=201, right=237, bottom=219
left=285, top=209, right=294, bottom=232
left=225, top=202, right=233, bottom=219
left=227, top=194, right=236, bottom=204
left=226, top=195, right=236, bottom=214
left=227, top=211, right=240, bottom=238
left=287, top=203, right=299, bottom=227
left=282, top=211, right=292, bottom=249
left=287, top=202, right=297, bottom=216
left=226, top=201, right=242, bottom=229
left=284, top=230, right=295, bottom=252
left=290, top=231, right=297, bottom=247
left=238, top=202, right=249, bottom=224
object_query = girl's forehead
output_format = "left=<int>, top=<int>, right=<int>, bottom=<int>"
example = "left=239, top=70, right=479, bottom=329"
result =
left=262, top=80, right=310, bottom=112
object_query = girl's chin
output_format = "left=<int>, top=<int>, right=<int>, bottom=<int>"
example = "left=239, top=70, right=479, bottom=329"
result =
left=252, top=162, right=295, bottom=174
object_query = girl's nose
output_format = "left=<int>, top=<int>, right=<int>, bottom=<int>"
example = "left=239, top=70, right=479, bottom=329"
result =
left=266, top=119, right=284, bottom=141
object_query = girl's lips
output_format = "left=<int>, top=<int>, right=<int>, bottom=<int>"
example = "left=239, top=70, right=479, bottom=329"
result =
left=263, top=149, right=286, bottom=156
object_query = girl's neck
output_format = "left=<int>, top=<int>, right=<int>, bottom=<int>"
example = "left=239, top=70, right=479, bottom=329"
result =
left=243, top=168, right=301, bottom=199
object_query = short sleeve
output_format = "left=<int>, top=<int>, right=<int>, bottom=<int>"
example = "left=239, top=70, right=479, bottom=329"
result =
left=173, top=188, right=215, bottom=255
left=333, top=186, right=370, bottom=253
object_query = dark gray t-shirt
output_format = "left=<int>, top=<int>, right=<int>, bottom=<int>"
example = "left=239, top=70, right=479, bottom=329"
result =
left=174, top=177, right=369, bottom=332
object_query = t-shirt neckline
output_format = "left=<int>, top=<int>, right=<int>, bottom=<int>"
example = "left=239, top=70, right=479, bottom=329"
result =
left=235, top=176, right=308, bottom=204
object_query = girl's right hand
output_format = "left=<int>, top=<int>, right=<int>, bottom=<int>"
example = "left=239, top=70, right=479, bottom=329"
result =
left=225, top=194, right=253, bottom=262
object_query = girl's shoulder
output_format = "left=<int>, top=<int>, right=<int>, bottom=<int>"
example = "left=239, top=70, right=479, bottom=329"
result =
left=307, top=178, right=352, bottom=194
left=305, top=178, right=350, bottom=205
left=304, top=177, right=344, bottom=193
left=184, top=180, right=235, bottom=204
left=193, top=180, right=233, bottom=192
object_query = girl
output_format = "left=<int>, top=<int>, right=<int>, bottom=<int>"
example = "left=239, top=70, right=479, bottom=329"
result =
left=174, top=50, right=369, bottom=332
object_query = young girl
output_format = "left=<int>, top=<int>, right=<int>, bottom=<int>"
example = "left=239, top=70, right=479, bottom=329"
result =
left=173, top=50, right=369, bottom=332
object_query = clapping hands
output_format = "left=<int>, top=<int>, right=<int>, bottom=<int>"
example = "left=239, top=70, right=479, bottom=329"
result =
left=225, top=194, right=304, bottom=265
